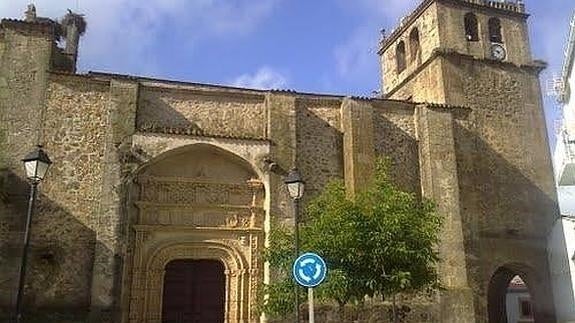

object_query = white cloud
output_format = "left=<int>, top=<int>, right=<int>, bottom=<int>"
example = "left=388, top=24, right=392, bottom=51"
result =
left=334, top=26, right=377, bottom=79
left=339, top=0, right=419, bottom=22
left=231, top=66, right=288, bottom=90
left=0, top=0, right=280, bottom=76
left=333, top=0, right=418, bottom=79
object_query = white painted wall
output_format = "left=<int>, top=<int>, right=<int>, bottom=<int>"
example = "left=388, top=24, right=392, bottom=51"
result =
left=550, top=12, right=575, bottom=323
left=506, top=290, right=533, bottom=323
left=548, top=217, right=575, bottom=322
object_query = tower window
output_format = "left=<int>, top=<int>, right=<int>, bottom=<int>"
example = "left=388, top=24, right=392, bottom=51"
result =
left=396, top=41, right=407, bottom=73
left=409, top=28, right=420, bottom=63
left=464, top=13, right=479, bottom=41
left=489, top=17, right=503, bottom=43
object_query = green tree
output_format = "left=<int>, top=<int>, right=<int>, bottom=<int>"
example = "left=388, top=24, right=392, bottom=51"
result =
left=261, top=159, right=442, bottom=322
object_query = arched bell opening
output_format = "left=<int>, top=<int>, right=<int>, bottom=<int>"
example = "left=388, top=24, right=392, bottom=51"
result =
left=409, top=28, right=421, bottom=64
left=396, top=41, right=407, bottom=74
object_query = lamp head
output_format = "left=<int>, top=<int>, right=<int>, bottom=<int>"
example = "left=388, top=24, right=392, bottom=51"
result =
left=284, top=168, right=305, bottom=200
left=22, top=145, right=52, bottom=183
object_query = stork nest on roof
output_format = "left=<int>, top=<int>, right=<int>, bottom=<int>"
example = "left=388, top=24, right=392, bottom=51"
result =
left=60, top=10, right=87, bottom=36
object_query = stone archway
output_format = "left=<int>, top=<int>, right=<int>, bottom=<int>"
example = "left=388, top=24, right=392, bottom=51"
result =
left=487, top=264, right=550, bottom=323
left=135, top=241, right=248, bottom=323
left=125, top=143, right=265, bottom=323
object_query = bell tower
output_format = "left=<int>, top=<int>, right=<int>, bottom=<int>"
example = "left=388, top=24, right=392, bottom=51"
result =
left=379, top=0, right=535, bottom=101
left=379, top=0, right=540, bottom=103
left=379, top=0, right=558, bottom=322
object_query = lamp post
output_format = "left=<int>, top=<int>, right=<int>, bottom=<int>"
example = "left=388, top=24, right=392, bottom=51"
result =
left=284, top=168, right=305, bottom=323
left=15, top=145, right=52, bottom=323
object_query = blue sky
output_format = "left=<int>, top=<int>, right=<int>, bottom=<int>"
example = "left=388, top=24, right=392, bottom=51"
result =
left=1, top=0, right=573, bottom=147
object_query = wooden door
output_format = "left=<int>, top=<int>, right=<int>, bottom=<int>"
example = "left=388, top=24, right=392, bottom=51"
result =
left=162, top=259, right=225, bottom=323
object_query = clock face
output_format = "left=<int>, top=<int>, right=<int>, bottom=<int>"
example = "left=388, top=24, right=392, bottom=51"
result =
left=491, top=44, right=506, bottom=61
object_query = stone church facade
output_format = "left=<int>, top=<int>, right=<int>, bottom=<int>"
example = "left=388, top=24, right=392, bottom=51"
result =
left=0, top=0, right=559, bottom=322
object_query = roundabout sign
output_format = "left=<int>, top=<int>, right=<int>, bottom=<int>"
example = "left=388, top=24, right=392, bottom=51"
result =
left=292, top=252, right=327, bottom=288
left=292, top=252, right=327, bottom=323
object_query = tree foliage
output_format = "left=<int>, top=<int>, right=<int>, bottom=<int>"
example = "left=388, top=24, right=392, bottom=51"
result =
left=261, top=159, right=442, bottom=320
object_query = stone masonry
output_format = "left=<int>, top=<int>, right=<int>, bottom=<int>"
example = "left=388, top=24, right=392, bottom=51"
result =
left=0, top=0, right=560, bottom=322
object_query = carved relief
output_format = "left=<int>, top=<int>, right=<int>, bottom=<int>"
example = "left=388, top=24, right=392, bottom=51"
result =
left=128, top=148, right=266, bottom=322
left=139, top=176, right=262, bottom=207
left=136, top=177, right=264, bottom=229
left=136, top=206, right=264, bottom=228
left=249, top=234, right=261, bottom=321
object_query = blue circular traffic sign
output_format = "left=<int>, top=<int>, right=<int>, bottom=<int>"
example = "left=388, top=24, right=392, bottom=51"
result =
left=292, top=252, right=327, bottom=287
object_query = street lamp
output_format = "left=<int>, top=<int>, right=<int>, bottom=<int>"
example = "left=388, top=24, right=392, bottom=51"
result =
left=285, top=168, right=305, bottom=200
left=15, top=145, right=52, bottom=323
left=284, top=168, right=304, bottom=323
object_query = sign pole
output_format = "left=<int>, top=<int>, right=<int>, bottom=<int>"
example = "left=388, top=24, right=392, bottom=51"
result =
left=292, top=252, right=326, bottom=323
left=308, top=287, right=314, bottom=323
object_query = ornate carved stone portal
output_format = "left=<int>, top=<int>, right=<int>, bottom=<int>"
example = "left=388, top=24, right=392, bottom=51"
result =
left=127, top=144, right=265, bottom=323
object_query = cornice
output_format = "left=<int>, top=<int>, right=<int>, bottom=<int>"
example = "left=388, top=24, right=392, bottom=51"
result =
left=379, top=0, right=435, bottom=54
left=420, top=102, right=472, bottom=111
left=133, top=224, right=263, bottom=233
left=384, top=48, right=546, bottom=98
left=133, top=131, right=270, bottom=144
left=1, top=18, right=55, bottom=38
left=48, top=71, right=111, bottom=86
left=379, top=0, right=528, bottom=55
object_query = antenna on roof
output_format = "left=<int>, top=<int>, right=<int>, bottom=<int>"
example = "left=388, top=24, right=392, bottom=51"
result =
left=546, top=74, right=566, bottom=103
left=554, top=112, right=565, bottom=135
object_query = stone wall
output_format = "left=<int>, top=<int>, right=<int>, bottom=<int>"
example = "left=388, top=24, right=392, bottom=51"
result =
left=385, top=58, right=446, bottom=102
left=380, top=1, right=441, bottom=95
left=266, top=92, right=298, bottom=226
left=0, top=2, right=561, bottom=320
left=31, top=75, right=110, bottom=309
left=341, top=98, right=375, bottom=197
left=296, top=97, right=343, bottom=200
left=0, top=20, right=58, bottom=318
left=269, top=300, right=439, bottom=323
left=437, top=1, right=532, bottom=65
left=137, top=86, right=267, bottom=139
left=381, top=0, right=532, bottom=98
left=442, top=55, right=557, bottom=321
left=372, top=100, right=420, bottom=193
left=0, top=24, right=53, bottom=170
left=379, top=0, right=557, bottom=314
left=386, top=48, right=556, bottom=323
left=89, top=79, right=138, bottom=321
left=443, top=56, right=556, bottom=237
left=417, top=105, right=476, bottom=322
left=0, top=70, right=109, bottom=321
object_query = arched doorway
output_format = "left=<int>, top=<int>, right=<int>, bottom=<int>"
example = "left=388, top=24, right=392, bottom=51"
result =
left=162, top=259, right=226, bottom=323
left=125, top=143, right=266, bottom=322
left=488, top=266, right=535, bottom=323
